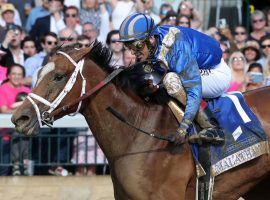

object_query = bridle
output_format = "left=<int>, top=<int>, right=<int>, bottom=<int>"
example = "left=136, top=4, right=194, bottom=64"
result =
left=26, top=50, right=87, bottom=127
left=27, top=50, right=123, bottom=128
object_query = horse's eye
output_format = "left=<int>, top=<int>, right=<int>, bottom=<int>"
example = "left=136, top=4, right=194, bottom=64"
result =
left=54, top=74, right=64, bottom=82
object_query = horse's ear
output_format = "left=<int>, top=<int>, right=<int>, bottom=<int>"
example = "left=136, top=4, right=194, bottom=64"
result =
left=71, top=47, right=93, bottom=63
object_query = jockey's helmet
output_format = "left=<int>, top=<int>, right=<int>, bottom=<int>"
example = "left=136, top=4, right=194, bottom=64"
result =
left=118, top=13, right=155, bottom=42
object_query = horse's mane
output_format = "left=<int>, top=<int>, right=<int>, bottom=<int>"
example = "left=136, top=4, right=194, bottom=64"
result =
left=56, top=42, right=170, bottom=104
left=54, top=41, right=113, bottom=72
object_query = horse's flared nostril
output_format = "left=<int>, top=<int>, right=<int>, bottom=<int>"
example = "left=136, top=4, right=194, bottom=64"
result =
left=12, top=113, right=30, bottom=128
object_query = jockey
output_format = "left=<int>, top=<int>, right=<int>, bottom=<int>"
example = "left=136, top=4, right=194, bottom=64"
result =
left=118, top=13, right=232, bottom=145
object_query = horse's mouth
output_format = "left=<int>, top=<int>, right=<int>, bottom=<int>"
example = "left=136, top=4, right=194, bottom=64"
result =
left=15, top=120, right=40, bottom=136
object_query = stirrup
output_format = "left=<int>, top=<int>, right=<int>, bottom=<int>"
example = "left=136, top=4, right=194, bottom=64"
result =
left=189, top=128, right=225, bottom=145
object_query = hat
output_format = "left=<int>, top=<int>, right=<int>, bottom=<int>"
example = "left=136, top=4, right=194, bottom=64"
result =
left=1, top=3, right=15, bottom=15
left=161, top=11, right=177, bottom=23
left=242, top=40, right=261, bottom=60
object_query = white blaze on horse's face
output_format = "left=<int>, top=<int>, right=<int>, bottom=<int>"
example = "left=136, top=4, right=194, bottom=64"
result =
left=36, top=62, right=55, bottom=86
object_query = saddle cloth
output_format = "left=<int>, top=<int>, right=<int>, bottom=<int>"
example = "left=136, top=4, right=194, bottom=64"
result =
left=198, top=91, right=269, bottom=177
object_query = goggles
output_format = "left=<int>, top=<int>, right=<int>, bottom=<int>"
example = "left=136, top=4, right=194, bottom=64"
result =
left=124, top=39, right=146, bottom=51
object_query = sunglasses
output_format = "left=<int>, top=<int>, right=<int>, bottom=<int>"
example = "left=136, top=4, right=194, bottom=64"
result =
left=124, top=40, right=146, bottom=51
left=262, top=44, right=270, bottom=49
left=179, top=21, right=189, bottom=25
left=110, top=40, right=120, bottom=44
left=160, top=9, right=169, bottom=15
left=59, top=37, right=75, bottom=42
left=78, top=43, right=90, bottom=48
left=234, top=31, right=246, bottom=35
left=65, top=14, right=77, bottom=18
left=253, top=19, right=264, bottom=23
left=46, top=41, right=58, bottom=45
left=232, top=57, right=244, bottom=62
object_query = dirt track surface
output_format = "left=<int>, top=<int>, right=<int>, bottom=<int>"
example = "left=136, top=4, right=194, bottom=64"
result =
left=0, top=176, right=114, bottom=200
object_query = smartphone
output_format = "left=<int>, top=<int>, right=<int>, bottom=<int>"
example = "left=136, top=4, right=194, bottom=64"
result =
left=218, top=18, right=227, bottom=29
left=249, top=72, right=264, bottom=83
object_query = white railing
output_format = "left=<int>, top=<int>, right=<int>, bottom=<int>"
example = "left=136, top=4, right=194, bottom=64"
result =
left=0, top=114, right=88, bottom=128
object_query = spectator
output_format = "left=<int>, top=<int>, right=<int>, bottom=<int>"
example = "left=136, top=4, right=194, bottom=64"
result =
left=80, top=0, right=110, bottom=43
left=233, top=25, right=248, bottom=50
left=9, top=0, right=35, bottom=26
left=264, top=55, right=270, bottom=86
left=58, top=27, right=78, bottom=47
left=159, top=11, right=177, bottom=26
left=30, top=0, right=65, bottom=47
left=82, top=22, right=98, bottom=44
left=264, top=7, right=270, bottom=33
left=249, top=10, right=270, bottom=43
left=109, top=0, right=136, bottom=30
left=71, top=128, right=107, bottom=176
left=77, top=35, right=91, bottom=48
left=11, top=91, right=30, bottom=176
left=24, top=32, right=58, bottom=87
left=0, top=64, right=30, bottom=175
left=21, top=36, right=37, bottom=57
left=0, top=64, right=30, bottom=112
left=123, top=48, right=135, bottom=67
left=80, top=0, right=101, bottom=30
left=0, top=2, right=22, bottom=27
left=136, top=0, right=160, bottom=24
left=159, top=3, right=173, bottom=21
left=25, top=0, right=50, bottom=32
left=177, top=0, right=203, bottom=31
left=220, top=41, right=230, bottom=64
left=245, top=62, right=265, bottom=91
left=106, top=30, right=124, bottom=67
left=177, top=15, right=191, bottom=28
left=0, top=50, right=7, bottom=84
left=0, top=25, right=29, bottom=67
left=64, top=6, right=82, bottom=35
left=227, top=51, right=247, bottom=92
left=242, top=40, right=261, bottom=66
left=258, top=35, right=270, bottom=69
left=206, top=27, right=222, bottom=42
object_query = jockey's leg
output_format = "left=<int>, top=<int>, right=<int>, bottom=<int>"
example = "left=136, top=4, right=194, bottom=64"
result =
left=163, top=59, right=231, bottom=144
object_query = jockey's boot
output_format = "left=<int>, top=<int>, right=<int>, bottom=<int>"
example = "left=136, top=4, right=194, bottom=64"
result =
left=163, top=72, right=224, bottom=145
left=190, top=108, right=225, bottom=145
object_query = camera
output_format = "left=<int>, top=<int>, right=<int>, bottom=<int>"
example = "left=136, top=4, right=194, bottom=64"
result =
left=6, top=23, right=19, bottom=35
left=6, top=23, right=17, bottom=31
left=248, top=72, right=264, bottom=83
left=218, top=18, right=227, bottom=29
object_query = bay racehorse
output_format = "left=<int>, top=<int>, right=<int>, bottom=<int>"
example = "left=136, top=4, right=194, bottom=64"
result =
left=12, top=43, right=270, bottom=200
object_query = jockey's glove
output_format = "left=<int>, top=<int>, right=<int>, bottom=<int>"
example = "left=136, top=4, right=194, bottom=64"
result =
left=173, top=119, right=192, bottom=145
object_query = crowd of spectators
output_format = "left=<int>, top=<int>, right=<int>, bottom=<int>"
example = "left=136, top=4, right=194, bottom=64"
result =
left=0, top=0, right=270, bottom=176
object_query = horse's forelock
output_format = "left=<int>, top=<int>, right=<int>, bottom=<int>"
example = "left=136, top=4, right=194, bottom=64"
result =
left=36, top=62, right=55, bottom=86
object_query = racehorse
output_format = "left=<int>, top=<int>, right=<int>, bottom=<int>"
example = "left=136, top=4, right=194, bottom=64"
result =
left=12, top=43, right=270, bottom=200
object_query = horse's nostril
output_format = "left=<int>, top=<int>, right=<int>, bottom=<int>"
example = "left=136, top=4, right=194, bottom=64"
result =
left=16, top=115, right=30, bottom=125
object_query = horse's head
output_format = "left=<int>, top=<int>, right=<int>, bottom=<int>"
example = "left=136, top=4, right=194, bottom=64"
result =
left=12, top=45, right=97, bottom=135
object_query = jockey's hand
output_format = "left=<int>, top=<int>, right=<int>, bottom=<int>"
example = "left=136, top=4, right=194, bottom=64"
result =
left=146, top=79, right=159, bottom=93
left=171, top=120, right=190, bottom=145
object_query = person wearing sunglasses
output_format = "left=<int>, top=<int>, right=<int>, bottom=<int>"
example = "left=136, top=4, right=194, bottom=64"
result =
left=64, top=6, right=82, bottom=35
left=30, top=0, right=65, bottom=47
left=106, top=30, right=124, bottom=67
left=249, top=10, right=269, bottom=43
left=233, top=25, right=248, bottom=50
left=23, top=32, right=58, bottom=87
left=118, top=13, right=231, bottom=145
left=258, top=35, right=270, bottom=69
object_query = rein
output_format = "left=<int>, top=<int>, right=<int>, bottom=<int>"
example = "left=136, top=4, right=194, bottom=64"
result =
left=106, top=106, right=174, bottom=142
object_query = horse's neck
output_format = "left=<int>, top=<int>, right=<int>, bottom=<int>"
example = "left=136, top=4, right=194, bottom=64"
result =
left=81, top=78, right=152, bottom=158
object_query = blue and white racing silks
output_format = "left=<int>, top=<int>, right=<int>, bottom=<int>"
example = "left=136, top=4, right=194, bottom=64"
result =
left=151, top=26, right=222, bottom=122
